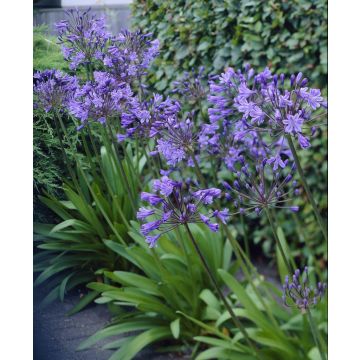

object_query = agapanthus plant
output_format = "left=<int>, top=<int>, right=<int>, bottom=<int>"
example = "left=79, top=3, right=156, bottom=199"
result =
left=69, top=71, right=134, bottom=130
left=208, top=66, right=327, bottom=150
left=282, top=267, right=327, bottom=360
left=33, top=69, right=78, bottom=113
left=223, top=158, right=300, bottom=216
left=208, top=65, right=328, bottom=241
left=137, top=175, right=257, bottom=354
left=56, top=8, right=110, bottom=71
left=137, top=176, right=225, bottom=247
left=282, top=267, right=326, bottom=312
left=117, top=93, right=181, bottom=142
left=104, top=30, right=159, bottom=84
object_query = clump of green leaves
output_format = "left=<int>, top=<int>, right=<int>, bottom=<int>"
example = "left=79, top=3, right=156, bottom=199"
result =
left=131, top=0, right=327, bottom=92
left=77, top=223, right=236, bottom=359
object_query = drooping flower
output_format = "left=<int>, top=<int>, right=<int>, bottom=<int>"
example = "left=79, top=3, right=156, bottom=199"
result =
left=282, top=267, right=327, bottom=312
left=137, top=176, right=224, bottom=247
left=33, top=70, right=78, bottom=112
left=56, top=8, right=110, bottom=70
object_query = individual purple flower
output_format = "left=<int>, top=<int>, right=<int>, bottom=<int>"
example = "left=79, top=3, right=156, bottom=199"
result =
left=137, top=177, right=224, bottom=247
left=282, top=267, right=327, bottom=312
left=56, top=8, right=110, bottom=70
left=136, top=207, right=155, bottom=220
left=283, top=112, right=304, bottom=134
left=33, top=70, right=78, bottom=112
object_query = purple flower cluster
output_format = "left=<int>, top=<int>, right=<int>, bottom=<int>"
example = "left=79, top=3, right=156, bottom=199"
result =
left=172, top=67, right=208, bottom=103
left=56, top=8, right=110, bottom=70
left=104, top=30, right=159, bottom=83
left=33, top=70, right=78, bottom=112
left=207, top=66, right=327, bottom=151
left=68, top=71, right=134, bottom=129
left=282, top=267, right=326, bottom=312
left=137, top=176, right=227, bottom=247
left=117, top=94, right=181, bottom=142
left=223, top=158, right=300, bottom=216
left=155, top=117, right=196, bottom=167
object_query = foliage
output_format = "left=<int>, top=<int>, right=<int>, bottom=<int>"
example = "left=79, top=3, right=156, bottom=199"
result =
left=34, top=144, right=141, bottom=310
left=77, top=223, right=236, bottom=359
left=187, top=268, right=327, bottom=360
left=34, top=25, right=68, bottom=72
left=131, top=0, right=328, bottom=92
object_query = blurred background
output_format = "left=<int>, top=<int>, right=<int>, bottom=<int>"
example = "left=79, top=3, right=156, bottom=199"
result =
left=34, top=0, right=132, bottom=34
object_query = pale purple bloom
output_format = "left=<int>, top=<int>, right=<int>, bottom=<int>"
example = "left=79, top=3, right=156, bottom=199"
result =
left=136, top=207, right=155, bottom=220
left=283, top=113, right=304, bottom=134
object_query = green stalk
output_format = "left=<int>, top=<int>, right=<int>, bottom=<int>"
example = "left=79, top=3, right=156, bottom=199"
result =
left=190, top=153, right=207, bottom=188
left=184, top=223, right=261, bottom=359
left=307, top=310, right=327, bottom=360
left=286, top=135, right=327, bottom=242
left=265, top=207, right=293, bottom=275
left=222, top=224, right=280, bottom=328
left=240, top=214, right=250, bottom=259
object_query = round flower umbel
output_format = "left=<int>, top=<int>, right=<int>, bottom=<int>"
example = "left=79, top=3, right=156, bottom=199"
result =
left=104, top=30, right=159, bottom=84
left=69, top=71, right=134, bottom=130
left=137, top=176, right=226, bottom=247
left=155, top=117, right=197, bottom=167
left=56, top=8, right=110, bottom=70
left=172, top=66, right=208, bottom=103
left=117, top=94, right=181, bottom=142
left=282, top=267, right=327, bottom=312
left=33, top=70, right=78, bottom=113
left=223, top=157, right=300, bottom=216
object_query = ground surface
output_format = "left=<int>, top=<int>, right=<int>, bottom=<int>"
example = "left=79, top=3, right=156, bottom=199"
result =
left=34, top=285, right=188, bottom=360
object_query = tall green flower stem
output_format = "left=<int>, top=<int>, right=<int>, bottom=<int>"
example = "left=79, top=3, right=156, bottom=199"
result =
left=306, top=310, right=327, bottom=360
left=264, top=207, right=293, bottom=275
left=184, top=223, right=261, bottom=359
left=222, top=225, right=280, bottom=329
left=190, top=151, right=280, bottom=327
left=286, top=135, right=328, bottom=242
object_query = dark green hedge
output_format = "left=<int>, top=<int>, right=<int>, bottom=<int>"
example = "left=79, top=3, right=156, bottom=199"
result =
left=131, top=0, right=327, bottom=91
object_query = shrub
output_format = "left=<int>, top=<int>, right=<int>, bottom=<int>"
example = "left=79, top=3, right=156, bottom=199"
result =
left=131, top=0, right=327, bottom=91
